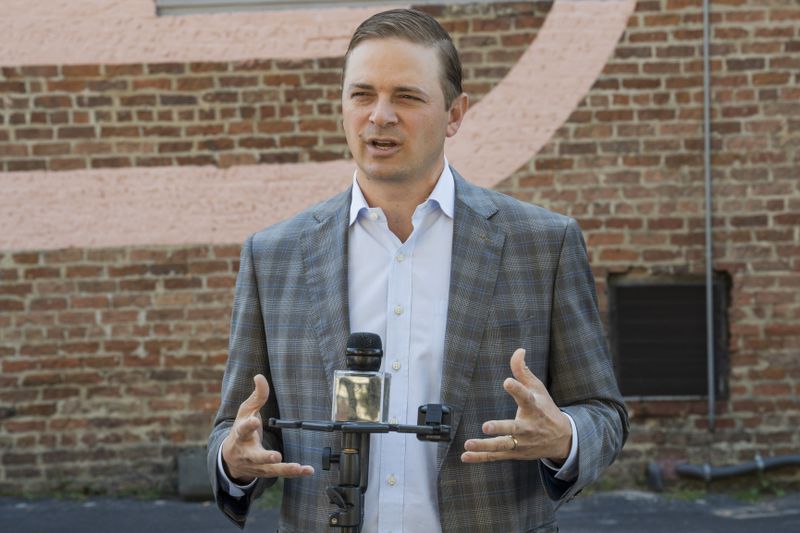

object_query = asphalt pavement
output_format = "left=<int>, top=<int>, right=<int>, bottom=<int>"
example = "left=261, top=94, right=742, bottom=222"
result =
left=2, top=490, right=800, bottom=532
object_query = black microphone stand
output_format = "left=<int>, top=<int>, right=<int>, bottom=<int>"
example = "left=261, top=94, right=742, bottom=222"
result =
left=269, top=403, right=452, bottom=533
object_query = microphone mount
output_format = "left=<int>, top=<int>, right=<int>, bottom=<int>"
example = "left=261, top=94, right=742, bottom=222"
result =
left=268, top=403, right=453, bottom=532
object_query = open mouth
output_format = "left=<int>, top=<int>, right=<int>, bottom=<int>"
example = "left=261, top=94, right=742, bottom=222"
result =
left=369, top=139, right=399, bottom=151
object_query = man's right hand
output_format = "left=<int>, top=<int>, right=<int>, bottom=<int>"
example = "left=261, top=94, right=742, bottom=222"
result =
left=221, top=374, right=315, bottom=484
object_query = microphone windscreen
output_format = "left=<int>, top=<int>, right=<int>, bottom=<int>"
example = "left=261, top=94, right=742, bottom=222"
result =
left=347, top=332, right=382, bottom=352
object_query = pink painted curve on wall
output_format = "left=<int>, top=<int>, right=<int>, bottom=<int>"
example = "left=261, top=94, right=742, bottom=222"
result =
left=0, top=0, right=636, bottom=251
left=0, top=0, right=397, bottom=64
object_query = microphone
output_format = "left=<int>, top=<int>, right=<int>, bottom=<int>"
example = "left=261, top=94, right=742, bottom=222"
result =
left=331, top=332, right=391, bottom=422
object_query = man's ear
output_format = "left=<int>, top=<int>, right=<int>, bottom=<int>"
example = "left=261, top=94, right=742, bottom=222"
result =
left=446, top=93, right=469, bottom=138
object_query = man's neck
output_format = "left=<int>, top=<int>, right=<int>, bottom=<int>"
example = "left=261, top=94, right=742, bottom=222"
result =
left=357, top=163, right=444, bottom=242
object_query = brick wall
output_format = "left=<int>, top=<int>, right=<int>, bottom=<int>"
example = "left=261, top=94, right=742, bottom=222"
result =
left=0, top=2, right=548, bottom=172
left=2, top=0, right=799, bottom=496
left=0, top=246, right=239, bottom=493
left=496, top=0, right=800, bottom=482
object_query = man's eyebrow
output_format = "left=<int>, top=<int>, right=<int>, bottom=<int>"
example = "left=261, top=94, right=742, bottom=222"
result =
left=394, top=85, right=430, bottom=98
left=345, top=83, right=430, bottom=98
left=346, top=83, right=374, bottom=92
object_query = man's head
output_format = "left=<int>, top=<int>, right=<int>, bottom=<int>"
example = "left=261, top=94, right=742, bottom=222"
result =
left=341, top=9, right=468, bottom=189
left=343, top=9, right=463, bottom=110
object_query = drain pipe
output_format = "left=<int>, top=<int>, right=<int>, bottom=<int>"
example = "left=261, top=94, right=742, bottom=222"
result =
left=645, top=0, right=716, bottom=493
left=703, top=0, right=715, bottom=433
left=647, top=454, right=800, bottom=490
left=676, top=454, right=800, bottom=481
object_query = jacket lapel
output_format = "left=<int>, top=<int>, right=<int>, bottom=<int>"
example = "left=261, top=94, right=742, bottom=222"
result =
left=438, top=171, right=505, bottom=469
left=303, top=190, right=352, bottom=396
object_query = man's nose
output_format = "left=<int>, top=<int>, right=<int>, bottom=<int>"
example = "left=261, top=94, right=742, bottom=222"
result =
left=369, top=97, right=398, bottom=127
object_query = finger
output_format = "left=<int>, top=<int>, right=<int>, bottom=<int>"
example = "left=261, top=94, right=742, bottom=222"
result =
left=509, top=348, right=546, bottom=393
left=502, top=376, right=537, bottom=412
left=460, top=450, right=515, bottom=463
left=464, top=435, right=518, bottom=453
left=238, top=374, right=269, bottom=418
left=246, top=448, right=284, bottom=466
left=480, top=420, right=517, bottom=437
left=262, top=463, right=315, bottom=478
left=235, top=415, right=263, bottom=442
left=235, top=462, right=315, bottom=480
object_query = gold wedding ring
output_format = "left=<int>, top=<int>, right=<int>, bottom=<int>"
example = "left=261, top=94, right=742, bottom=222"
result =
left=507, top=435, right=518, bottom=451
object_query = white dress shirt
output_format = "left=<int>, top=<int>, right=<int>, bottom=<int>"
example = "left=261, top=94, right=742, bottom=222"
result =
left=349, top=164, right=455, bottom=533
left=217, top=160, right=579, bottom=531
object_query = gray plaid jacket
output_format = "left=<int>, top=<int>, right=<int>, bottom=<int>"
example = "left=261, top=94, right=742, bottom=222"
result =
left=207, top=170, right=628, bottom=532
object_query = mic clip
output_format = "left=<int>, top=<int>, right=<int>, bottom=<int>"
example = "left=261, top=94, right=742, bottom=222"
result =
left=416, top=404, right=452, bottom=442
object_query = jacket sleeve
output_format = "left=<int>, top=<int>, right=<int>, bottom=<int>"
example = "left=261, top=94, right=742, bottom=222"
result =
left=207, top=234, right=282, bottom=528
left=542, top=219, right=629, bottom=503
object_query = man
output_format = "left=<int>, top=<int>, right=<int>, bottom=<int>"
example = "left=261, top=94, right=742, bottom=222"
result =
left=207, top=9, right=627, bottom=532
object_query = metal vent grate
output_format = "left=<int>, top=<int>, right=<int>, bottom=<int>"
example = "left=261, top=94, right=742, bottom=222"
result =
left=609, top=279, right=728, bottom=398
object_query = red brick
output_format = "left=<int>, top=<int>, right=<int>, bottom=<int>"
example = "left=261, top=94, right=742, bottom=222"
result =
left=69, top=295, right=110, bottom=309
left=217, top=154, right=258, bottom=168
left=109, top=294, right=150, bottom=309
left=16, top=128, right=53, bottom=140
left=219, top=75, right=258, bottom=88
left=142, top=126, right=181, bottom=137
left=105, top=266, right=146, bottom=278
left=57, top=126, right=96, bottom=139
left=189, top=62, right=229, bottom=73
left=163, top=278, right=202, bottom=290
left=159, top=94, right=197, bottom=106
left=29, top=298, right=68, bottom=311
left=731, top=215, right=768, bottom=227
left=129, top=78, right=170, bottom=91
left=77, top=95, right=113, bottom=108
left=51, top=158, right=87, bottom=171
left=753, top=72, right=791, bottom=85
left=157, top=142, right=192, bottom=153
left=63, top=266, right=103, bottom=278
left=175, top=77, right=214, bottom=90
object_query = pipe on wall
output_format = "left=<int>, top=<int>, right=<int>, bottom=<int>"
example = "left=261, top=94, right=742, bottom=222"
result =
left=703, top=0, right=715, bottom=433
left=676, top=455, right=800, bottom=482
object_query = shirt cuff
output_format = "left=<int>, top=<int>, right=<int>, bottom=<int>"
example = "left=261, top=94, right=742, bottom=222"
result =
left=217, top=442, right=258, bottom=498
left=540, top=412, right=579, bottom=481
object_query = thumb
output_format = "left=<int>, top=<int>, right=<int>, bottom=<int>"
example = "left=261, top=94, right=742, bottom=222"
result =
left=239, top=374, right=269, bottom=417
left=509, top=348, right=543, bottom=391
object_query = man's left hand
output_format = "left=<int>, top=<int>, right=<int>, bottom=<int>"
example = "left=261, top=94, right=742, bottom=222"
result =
left=461, top=348, right=572, bottom=464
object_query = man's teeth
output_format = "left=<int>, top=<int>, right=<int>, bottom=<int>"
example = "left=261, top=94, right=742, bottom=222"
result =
left=372, top=140, right=396, bottom=148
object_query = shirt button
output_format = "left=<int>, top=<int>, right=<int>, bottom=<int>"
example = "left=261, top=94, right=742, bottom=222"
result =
left=391, top=361, right=401, bottom=371
left=395, top=253, right=405, bottom=262
left=387, top=474, right=397, bottom=486
left=369, top=212, right=378, bottom=221
left=389, top=417, right=398, bottom=424
left=393, top=305, right=403, bottom=316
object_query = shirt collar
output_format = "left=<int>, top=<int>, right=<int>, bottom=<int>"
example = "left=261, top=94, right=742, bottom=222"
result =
left=349, top=157, right=455, bottom=226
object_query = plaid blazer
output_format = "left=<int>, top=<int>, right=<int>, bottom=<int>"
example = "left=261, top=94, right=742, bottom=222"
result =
left=208, top=170, right=628, bottom=532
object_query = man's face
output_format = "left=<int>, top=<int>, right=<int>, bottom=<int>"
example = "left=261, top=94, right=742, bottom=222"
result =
left=342, top=38, right=466, bottom=187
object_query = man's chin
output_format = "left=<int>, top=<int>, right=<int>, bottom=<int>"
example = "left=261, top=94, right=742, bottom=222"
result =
left=357, top=163, right=408, bottom=183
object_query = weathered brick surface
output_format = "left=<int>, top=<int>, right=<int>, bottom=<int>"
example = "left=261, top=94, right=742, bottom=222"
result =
left=1, top=0, right=799, bottom=495
left=0, top=2, right=548, bottom=173
left=0, top=246, right=238, bottom=494
left=495, top=0, right=800, bottom=484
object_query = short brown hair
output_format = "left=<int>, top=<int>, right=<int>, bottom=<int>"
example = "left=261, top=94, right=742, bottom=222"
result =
left=343, top=8, right=463, bottom=109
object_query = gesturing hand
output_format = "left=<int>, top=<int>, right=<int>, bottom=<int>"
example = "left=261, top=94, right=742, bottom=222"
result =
left=221, top=374, right=314, bottom=484
left=461, top=348, right=572, bottom=464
